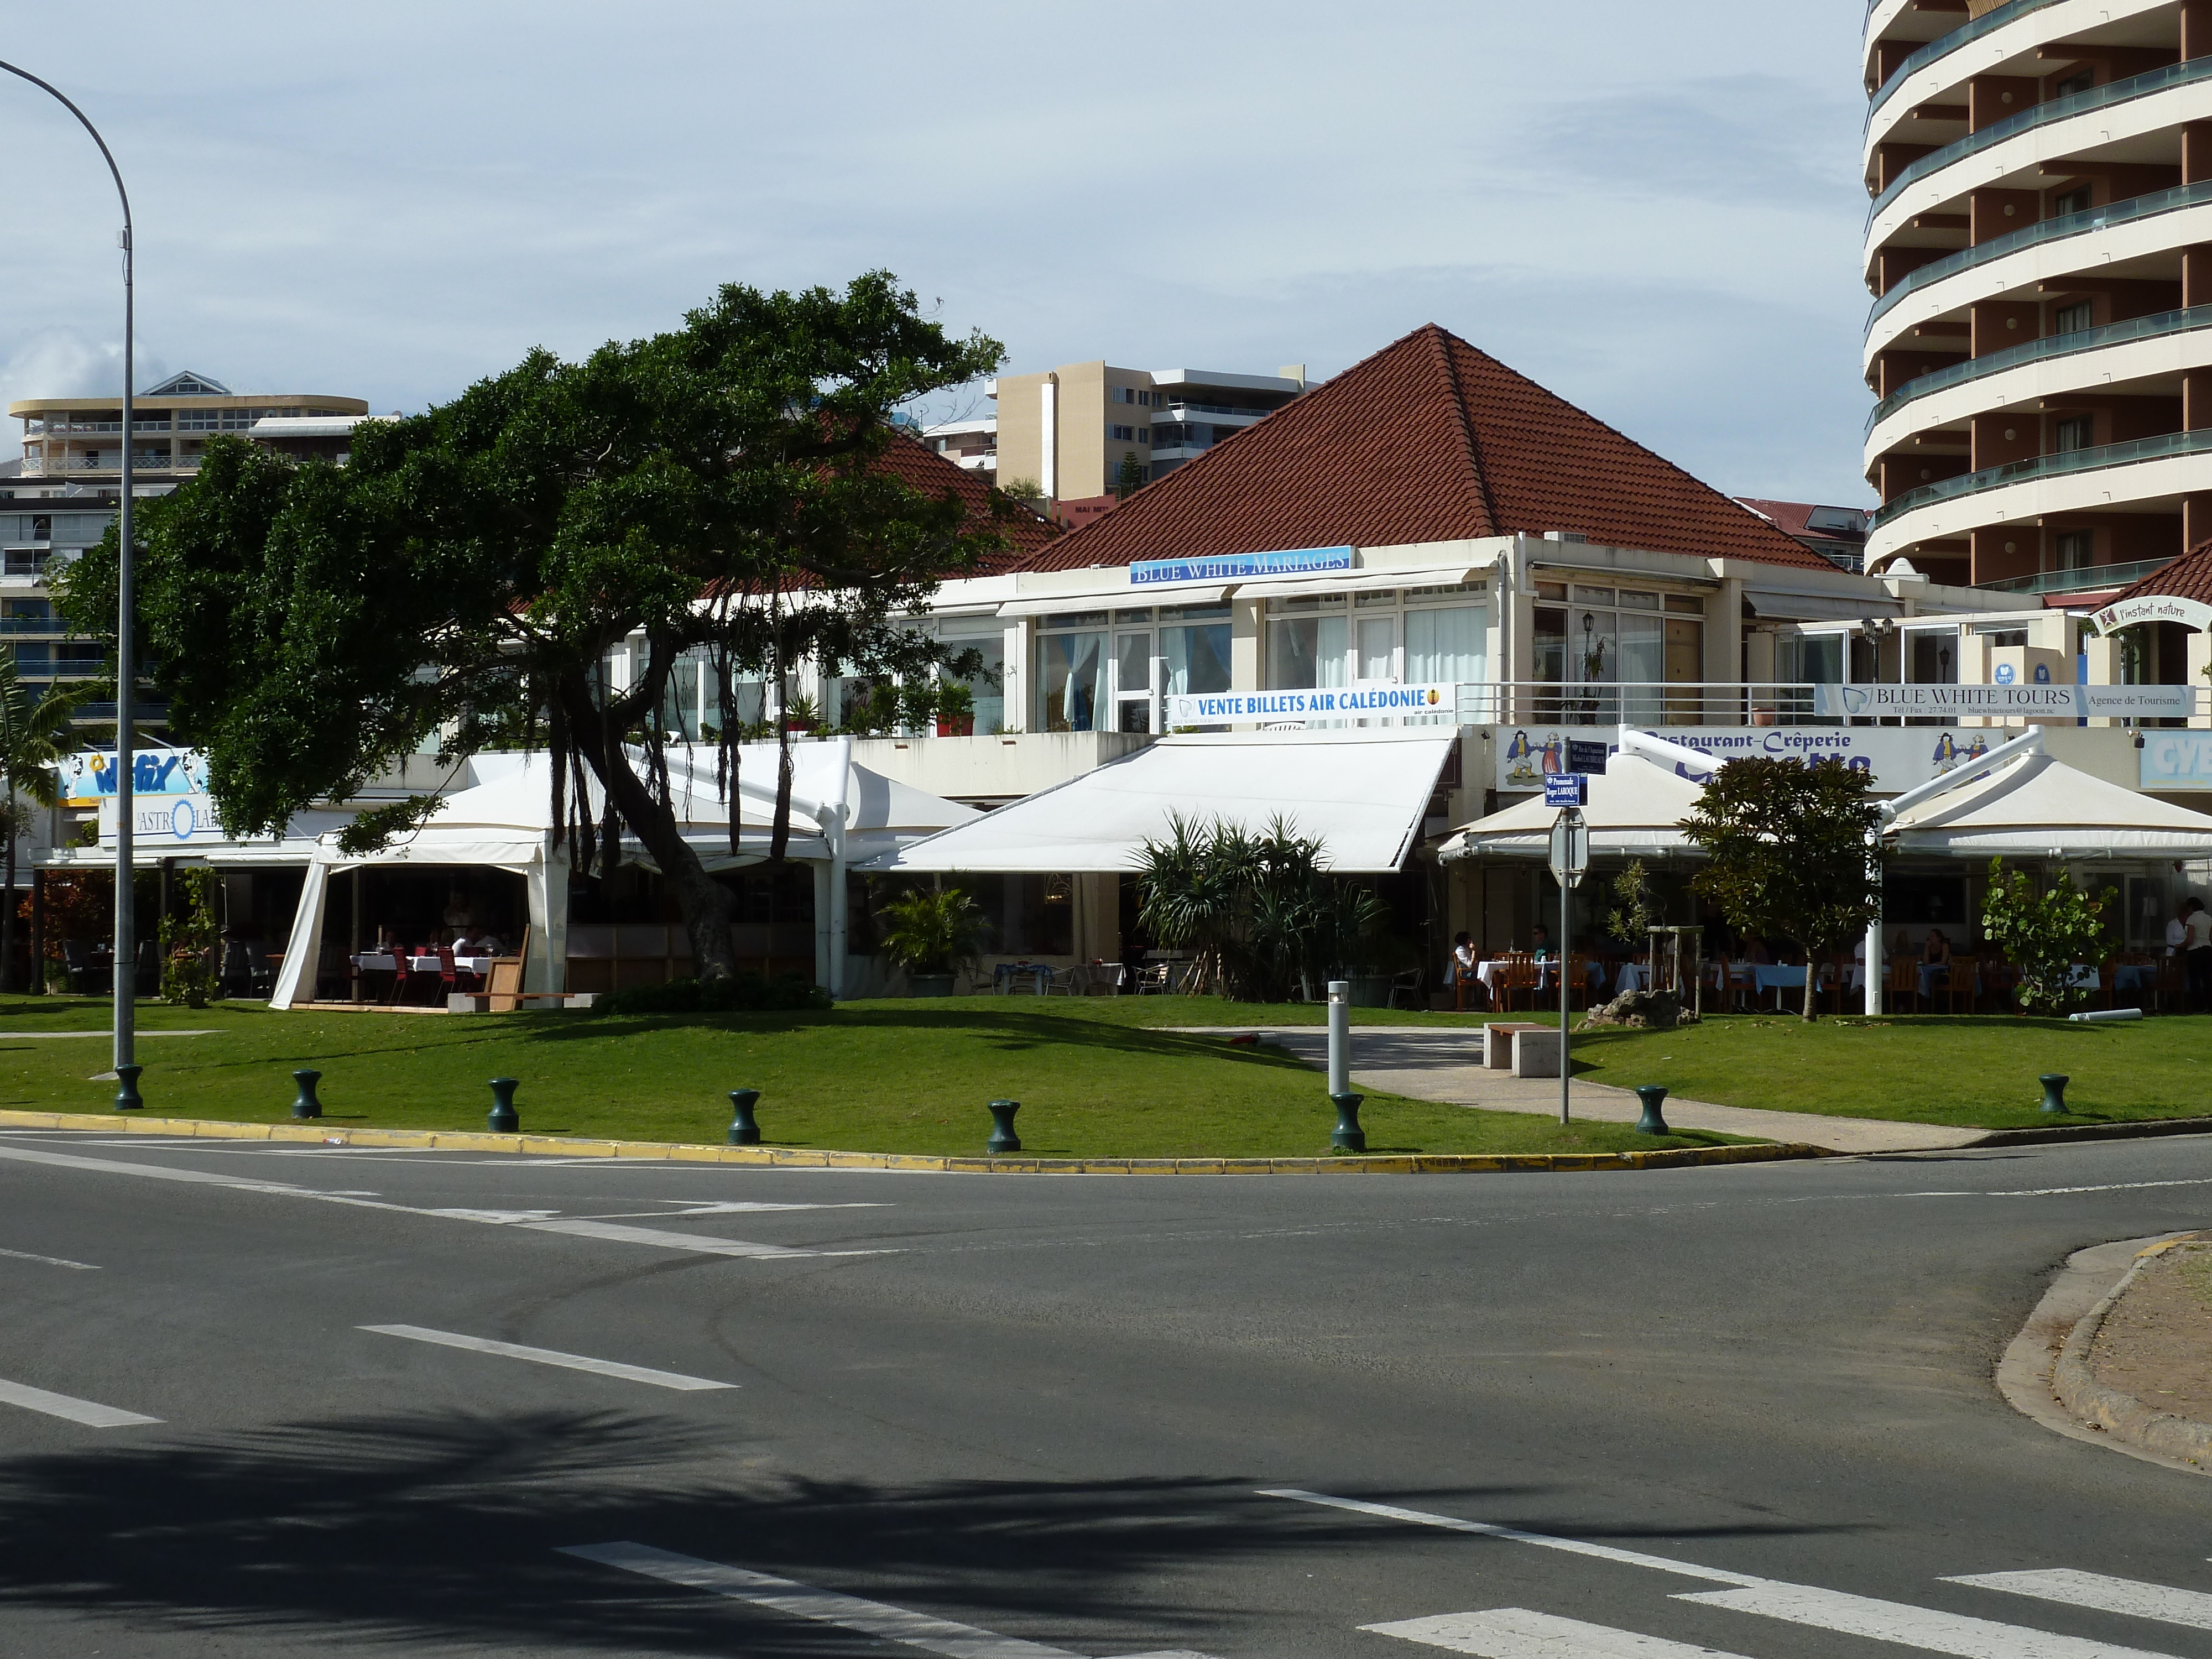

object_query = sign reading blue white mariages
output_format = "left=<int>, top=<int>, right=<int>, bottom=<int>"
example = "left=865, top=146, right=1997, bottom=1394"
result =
left=1130, top=544, right=1355, bottom=587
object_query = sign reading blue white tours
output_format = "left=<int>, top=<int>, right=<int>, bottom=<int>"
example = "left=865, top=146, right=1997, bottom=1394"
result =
left=1130, top=544, right=1354, bottom=587
left=1168, top=683, right=1454, bottom=727
left=1811, top=682, right=2193, bottom=720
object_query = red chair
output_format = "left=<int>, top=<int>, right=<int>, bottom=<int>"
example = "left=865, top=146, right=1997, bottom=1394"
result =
left=436, top=945, right=478, bottom=1000
left=382, top=947, right=413, bottom=1005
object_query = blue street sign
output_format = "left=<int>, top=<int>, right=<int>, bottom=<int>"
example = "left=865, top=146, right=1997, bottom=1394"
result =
left=1544, top=774, right=1588, bottom=807
left=1566, top=739, right=1611, bottom=775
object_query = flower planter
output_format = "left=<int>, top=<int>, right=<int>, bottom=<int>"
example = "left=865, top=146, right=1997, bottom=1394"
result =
left=1345, top=974, right=1393, bottom=1008
left=935, top=716, right=974, bottom=737
left=906, top=973, right=956, bottom=998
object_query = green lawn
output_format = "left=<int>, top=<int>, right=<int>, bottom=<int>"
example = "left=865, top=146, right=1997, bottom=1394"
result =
left=1569, top=1012, right=2212, bottom=1130
left=0, top=995, right=1734, bottom=1160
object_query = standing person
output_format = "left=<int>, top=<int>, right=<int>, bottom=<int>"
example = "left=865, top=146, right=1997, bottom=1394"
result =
left=2168, top=903, right=2191, bottom=957
left=2185, top=899, right=2212, bottom=1012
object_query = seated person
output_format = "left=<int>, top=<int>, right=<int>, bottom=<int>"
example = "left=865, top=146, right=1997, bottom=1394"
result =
left=1529, top=924, right=1553, bottom=962
left=1449, top=931, right=1481, bottom=1006
left=1743, top=934, right=1775, bottom=966
left=1923, top=928, right=1952, bottom=966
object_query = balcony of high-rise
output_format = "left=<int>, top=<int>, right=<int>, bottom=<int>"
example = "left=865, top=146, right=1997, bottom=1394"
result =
left=1861, top=0, right=2212, bottom=599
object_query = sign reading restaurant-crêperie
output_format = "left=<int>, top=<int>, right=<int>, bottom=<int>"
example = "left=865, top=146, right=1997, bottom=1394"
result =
left=1130, top=544, right=1355, bottom=587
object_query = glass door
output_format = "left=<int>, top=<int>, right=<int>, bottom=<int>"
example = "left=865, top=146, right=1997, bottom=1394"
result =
left=1114, top=629, right=1154, bottom=732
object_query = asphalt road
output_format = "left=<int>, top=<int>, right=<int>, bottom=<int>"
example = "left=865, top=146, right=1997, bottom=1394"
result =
left=2, top=1126, right=2210, bottom=1658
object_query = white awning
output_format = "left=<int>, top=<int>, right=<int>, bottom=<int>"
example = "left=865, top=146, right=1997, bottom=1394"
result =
left=1746, top=589, right=1902, bottom=623
left=1442, top=752, right=1708, bottom=862
left=1885, top=750, right=2212, bottom=859
left=998, top=585, right=1229, bottom=617
left=863, top=728, right=1459, bottom=874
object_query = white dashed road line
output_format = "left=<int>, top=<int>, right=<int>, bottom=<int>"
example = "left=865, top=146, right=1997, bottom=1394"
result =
left=361, top=1325, right=735, bottom=1391
left=0, top=1376, right=160, bottom=1427
left=1944, top=1571, right=2212, bottom=1632
left=0, top=1244, right=97, bottom=1269
left=1676, top=1582, right=2183, bottom=1658
left=1366, top=1607, right=1757, bottom=1657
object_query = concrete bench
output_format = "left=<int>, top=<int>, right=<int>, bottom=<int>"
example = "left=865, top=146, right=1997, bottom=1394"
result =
left=1507, top=1026, right=1564, bottom=1078
left=1481, top=1021, right=1552, bottom=1070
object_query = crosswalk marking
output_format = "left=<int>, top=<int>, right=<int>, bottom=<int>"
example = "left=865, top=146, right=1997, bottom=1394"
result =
left=1259, top=1491, right=1764, bottom=1587
left=1947, top=1571, right=2212, bottom=1632
left=561, top=1541, right=1090, bottom=1659
left=1677, top=1583, right=2187, bottom=1658
left=361, top=1326, right=735, bottom=1391
left=0, top=1375, right=161, bottom=1428
left=1365, top=1608, right=1756, bottom=1657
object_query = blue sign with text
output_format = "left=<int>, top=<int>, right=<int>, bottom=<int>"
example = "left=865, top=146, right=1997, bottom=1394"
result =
left=1544, top=774, right=1588, bottom=807
left=1130, top=545, right=1355, bottom=587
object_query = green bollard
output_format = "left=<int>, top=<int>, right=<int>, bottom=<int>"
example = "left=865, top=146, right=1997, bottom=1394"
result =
left=728, top=1089, right=763, bottom=1146
left=985, top=1099, right=1021, bottom=1154
left=1632, top=1084, right=1672, bottom=1135
left=487, top=1076, right=520, bottom=1134
left=1330, top=1091, right=1366, bottom=1152
left=2039, top=1073, right=2071, bottom=1115
left=291, top=1069, right=324, bottom=1120
left=113, top=1063, right=143, bottom=1113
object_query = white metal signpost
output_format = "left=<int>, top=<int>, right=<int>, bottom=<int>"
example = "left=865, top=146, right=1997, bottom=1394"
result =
left=1546, top=801, right=1590, bottom=1125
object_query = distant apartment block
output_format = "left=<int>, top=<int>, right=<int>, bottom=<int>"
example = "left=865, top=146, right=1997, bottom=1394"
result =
left=925, top=359, right=1307, bottom=500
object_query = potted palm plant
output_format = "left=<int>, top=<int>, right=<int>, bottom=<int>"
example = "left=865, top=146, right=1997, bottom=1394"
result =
left=877, top=886, right=988, bottom=997
left=934, top=680, right=975, bottom=737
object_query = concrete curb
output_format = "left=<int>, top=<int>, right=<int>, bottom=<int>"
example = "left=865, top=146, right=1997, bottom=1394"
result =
left=2048, top=1237, right=2212, bottom=1470
left=1968, top=1116, right=2212, bottom=1148
left=0, top=1107, right=1828, bottom=1176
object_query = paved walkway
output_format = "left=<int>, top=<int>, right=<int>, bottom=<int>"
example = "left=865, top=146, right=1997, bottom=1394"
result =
left=1178, top=1026, right=1982, bottom=1155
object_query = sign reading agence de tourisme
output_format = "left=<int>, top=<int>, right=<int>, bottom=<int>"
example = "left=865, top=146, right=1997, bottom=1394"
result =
left=1130, top=545, right=1354, bottom=586
left=1811, top=682, right=2195, bottom=719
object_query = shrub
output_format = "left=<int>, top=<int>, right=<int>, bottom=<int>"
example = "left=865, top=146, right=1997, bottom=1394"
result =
left=593, top=973, right=831, bottom=1016
left=875, top=886, right=989, bottom=977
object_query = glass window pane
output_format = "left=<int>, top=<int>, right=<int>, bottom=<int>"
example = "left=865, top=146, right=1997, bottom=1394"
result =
left=1404, top=605, right=1485, bottom=684
left=1036, top=632, right=1104, bottom=731
left=1115, top=632, right=1152, bottom=694
left=1267, top=617, right=1317, bottom=689
left=1356, top=616, right=1394, bottom=681
left=1618, top=590, right=1660, bottom=611
left=1165, top=622, right=1232, bottom=695
left=1620, top=612, right=1665, bottom=724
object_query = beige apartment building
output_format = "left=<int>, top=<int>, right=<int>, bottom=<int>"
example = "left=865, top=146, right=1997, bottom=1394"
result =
left=975, top=359, right=1306, bottom=502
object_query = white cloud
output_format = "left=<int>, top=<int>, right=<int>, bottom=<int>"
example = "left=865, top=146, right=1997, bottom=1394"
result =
left=0, top=0, right=1876, bottom=501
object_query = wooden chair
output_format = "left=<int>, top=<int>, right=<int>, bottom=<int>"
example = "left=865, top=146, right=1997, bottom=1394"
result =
left=1564, top=953, right=1592, bottom=1012
left=1499, top=955, right=1540, bottom=1013
left=1944, top=957, right=1980, bottom=1015
left=1886, top=954, right=1917, bottom=1014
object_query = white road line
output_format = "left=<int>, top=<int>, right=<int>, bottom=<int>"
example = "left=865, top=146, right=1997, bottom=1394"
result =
left=1947, top=1571, right=2212, bottom=1632
left=560, top=1540, right=1087, bottom=1659
left=1366, top=1608, right=1757, bottom=1657
left=1258, top=1491, right=1764, bottom=1587
left=0, top=1144, right=892, bottom=1260
left=583, top=1201, right=889, bottom=1218
left=0, top=1376, right=160, bottom=1427
left=1906, top=1178, right=2212, bottom=1199
left=361, top=1326, right=734, bottom=1391
left=1676, top=1583, right=2185, bottom=1658
left=0, top=1244, right=97, bottom=1269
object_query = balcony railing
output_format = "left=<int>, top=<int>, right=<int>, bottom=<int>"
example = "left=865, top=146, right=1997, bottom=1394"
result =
left=1157, top=402, right=1275, bottom=421
left=1978, top=556, right=2176, bottom=595
left=1868, top=0, right=2063, bottom=124
left=1868, top=304, right=2212, bottom=434
left=1874, top=426, right=2212, bottom=527
left=1870, top=57, right=2212, bottom=223
left=1871, top=182, right=2212, bottom=327
left=1446, top=682, right=1824, bottom=727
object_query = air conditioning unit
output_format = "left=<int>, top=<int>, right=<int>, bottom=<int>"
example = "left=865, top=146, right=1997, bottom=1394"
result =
left=1542, top=530, right=1588, bottom=544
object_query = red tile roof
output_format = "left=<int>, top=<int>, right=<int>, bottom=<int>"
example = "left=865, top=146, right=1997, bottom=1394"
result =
left=878, top=428, right=1058, bottom=572
left=2105, top=542, right=2212, bottom=607
left=1017, top=325, right=1830, bottom=573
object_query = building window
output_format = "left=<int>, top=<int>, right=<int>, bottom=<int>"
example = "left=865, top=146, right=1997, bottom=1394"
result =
left=1265, top=598, right=1348, bottom=692
left=1138, top=390, right=1152, bottom=406
left=2052, top=299, right=2093, bottom=335
left=1160, top=603, right=1232, bottom=708
left=2052, top=68, right=2094, bottom=97
left=1137, top=427, right=1149, bottom=443
left=1110, top=425, right=1135, bottom=442
left=2052, top=415, right=2093, bottom=452
left=1035, top=613, right=1109, bottom=731
left=1536, top=586, right=1703, bottom=724
left=2054, top=530, right=2093, bottom=570
left=2049, top=185, right=2092, bottom=218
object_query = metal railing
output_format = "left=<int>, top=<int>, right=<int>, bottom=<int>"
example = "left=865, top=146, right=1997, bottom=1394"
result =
left=1873, top=426, right=2212, bottom=526
left=1156, top=402, right=1274, bottom=421
left=1870, top=57, right=2212, bottom=223
left=1868, top=304, right=2212, bottom=433
left=1867, top=0, right=2062, bottom=124
left=1870, top=181, right=2212, bottom=326
left=1978, top=556, right=2176, bottom=594
left=1450, top=681, right=1824, bottom=727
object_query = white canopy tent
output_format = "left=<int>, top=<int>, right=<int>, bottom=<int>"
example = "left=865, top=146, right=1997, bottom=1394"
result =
left=1884, top=748, right=2212, bottom=860
left=268, top=743, right=977, bottom=1006
left=865, top=729, right=1460, bottom=875
left=1441, top=750, right=1708, bottom=863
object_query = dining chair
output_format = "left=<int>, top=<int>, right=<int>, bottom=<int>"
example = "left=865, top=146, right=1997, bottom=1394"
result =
left=1500, top=956, right=1538, bottom=1013
left=384, top=950, right=413, bottom=1006
left=1944, top=956, right=1980, bottom=1016
left=1886, top=954, right=1917, bottom=1015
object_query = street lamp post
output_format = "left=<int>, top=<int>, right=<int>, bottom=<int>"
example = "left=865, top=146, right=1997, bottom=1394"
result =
left=0, top=61, right=135, bottom=1080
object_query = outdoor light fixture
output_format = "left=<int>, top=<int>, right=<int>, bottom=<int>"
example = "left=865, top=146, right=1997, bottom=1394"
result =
left=0, top=60, right=137, bottom=1079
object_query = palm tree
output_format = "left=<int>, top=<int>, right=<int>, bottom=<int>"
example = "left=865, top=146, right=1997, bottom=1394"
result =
left=0, top=653, right=97, bottom=992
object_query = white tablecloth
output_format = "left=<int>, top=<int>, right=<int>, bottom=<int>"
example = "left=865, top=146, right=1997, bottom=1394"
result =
left=352, top=953, right=492, bottom=974
left=1475, top=959, right=1602, bottom=993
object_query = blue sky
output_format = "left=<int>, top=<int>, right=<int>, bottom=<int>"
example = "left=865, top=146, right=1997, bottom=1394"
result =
left=0, top=2, right=1874, bottom=503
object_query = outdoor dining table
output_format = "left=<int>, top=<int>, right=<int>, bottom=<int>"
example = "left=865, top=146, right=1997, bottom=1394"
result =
left=992, top=962, right=1052, bottom=994
left=1474, top=959, right=1604, bottom=995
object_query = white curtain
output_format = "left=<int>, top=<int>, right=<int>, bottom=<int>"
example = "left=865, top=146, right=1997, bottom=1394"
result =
left=1405, top=606, right=1485, bottom=724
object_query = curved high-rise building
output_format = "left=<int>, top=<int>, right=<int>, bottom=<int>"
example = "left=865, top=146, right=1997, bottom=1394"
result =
left=1861, top=0, right=2212, bottom=598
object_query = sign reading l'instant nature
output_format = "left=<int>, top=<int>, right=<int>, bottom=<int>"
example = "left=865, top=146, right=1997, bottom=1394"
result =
left=2091, top=594, right=2212, bottom=635
left=1167, top=683, right=1453, bottom=726
left=1130, top=544, right=1354, bottom=587
left=1810, top=682, right=2194, bottom=720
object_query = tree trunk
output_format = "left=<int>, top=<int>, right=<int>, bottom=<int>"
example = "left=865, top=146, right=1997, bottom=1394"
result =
left=0, top=829, right=15, bottom=996
left=558, top=676, right=739, bottom=983
left=28, top=868, right=44, bottom=995
left=1802, top=968, right=1818, bottom=1022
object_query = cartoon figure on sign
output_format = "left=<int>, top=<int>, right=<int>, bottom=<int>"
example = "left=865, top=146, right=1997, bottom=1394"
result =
left=1504, top=728, right=1540, bottom=786
left=1931, top=732, right=1959, bottom=771
left=1541, top=733, right=1565, bottom=776
left=1963, top=734, right=1989, bottom=764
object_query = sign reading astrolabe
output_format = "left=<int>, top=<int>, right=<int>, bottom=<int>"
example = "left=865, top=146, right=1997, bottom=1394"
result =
left=1811, top=682, right=2194, bottom=720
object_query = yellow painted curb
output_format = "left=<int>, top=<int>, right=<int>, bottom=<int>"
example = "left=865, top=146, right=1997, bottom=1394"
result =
left=0, top=1107, right=1825, bottom=1175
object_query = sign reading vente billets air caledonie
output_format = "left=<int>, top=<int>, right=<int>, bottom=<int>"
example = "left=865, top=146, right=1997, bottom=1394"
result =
left=1129, top=545, right=1355, bottom=586
left=1811, top=682, right=2194, bottom=720
left=1167, top=684, right=1453, bottom=726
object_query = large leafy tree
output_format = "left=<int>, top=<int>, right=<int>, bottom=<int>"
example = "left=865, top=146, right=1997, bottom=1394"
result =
left=59, top=274, right=1014, bottom=980
left=0, top=653, right=96, bottom=992
left=1680, top=756, right=1887, bottom=1021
